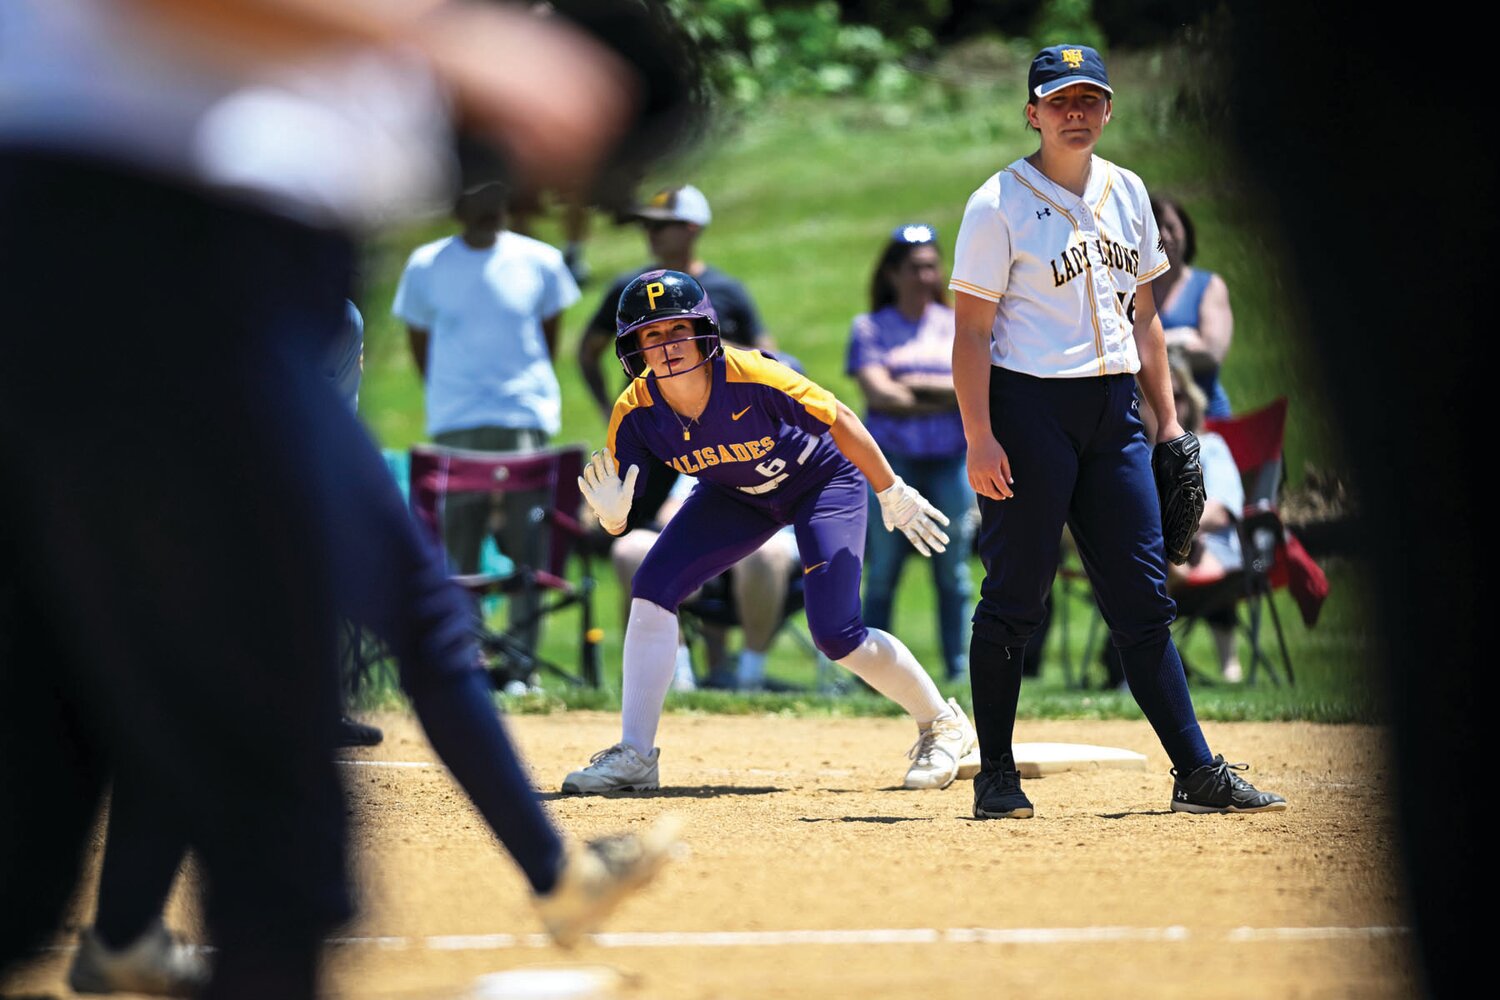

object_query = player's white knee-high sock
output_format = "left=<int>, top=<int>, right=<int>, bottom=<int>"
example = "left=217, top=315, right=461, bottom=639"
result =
left=836, top=628, right=949, bottom=727
left=621, top=598, right=679, bottom=754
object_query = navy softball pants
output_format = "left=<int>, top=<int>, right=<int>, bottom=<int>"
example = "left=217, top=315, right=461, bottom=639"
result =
left=969, top=366, right=1210, bottom=773
left=973, top=368, right=1174, bottom=648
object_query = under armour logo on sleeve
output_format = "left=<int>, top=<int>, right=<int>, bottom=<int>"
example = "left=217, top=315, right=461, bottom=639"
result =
left=1036, top=208, right=1051, bottom=219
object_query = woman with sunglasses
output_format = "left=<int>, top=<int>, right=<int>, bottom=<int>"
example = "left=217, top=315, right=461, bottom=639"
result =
left=563, top=269, right=982, bottom=795
left=847, top=224, right=974, bottom=683
left=949, top=44, right=1286, bottom=818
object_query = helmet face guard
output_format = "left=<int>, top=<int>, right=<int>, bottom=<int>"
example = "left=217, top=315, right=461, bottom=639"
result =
left=614, top=269, right=722, bottom=380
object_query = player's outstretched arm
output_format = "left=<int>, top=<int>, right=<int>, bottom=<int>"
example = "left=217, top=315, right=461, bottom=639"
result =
left=828, top=402, right=950, bottom=557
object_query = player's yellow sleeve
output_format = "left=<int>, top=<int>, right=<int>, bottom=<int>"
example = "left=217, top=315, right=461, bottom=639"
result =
left=722, top=346, right=838, bottom=426
left=605, top=379, right=654, bottom=472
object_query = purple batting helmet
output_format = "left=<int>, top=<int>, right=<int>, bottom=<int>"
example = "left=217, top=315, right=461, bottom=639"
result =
left=614, top=268, right=722, bottom=379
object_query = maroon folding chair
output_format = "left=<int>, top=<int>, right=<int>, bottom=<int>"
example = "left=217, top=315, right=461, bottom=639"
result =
left=408, top=443, right=602, bottom=688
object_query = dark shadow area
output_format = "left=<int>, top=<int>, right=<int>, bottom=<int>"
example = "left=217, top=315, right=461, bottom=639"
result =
left=540, top=785, right=783, bottom=801
left=797, top=816, right=933, bottom=825
left=1223, top=9, right=1483, bottom=996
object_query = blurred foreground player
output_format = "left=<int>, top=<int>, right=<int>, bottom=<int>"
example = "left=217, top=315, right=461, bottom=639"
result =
left=0, top=1, right=703, bottom=996
left=60, top=295, right=677, bottom=995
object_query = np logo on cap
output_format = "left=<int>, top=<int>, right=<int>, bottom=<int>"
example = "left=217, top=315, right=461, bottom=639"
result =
left=1029, top=44, right=1112, bottom=99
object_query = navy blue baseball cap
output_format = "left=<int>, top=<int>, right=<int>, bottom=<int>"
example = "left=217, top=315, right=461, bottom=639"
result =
left=1028, top=45, right=1112, bottom=99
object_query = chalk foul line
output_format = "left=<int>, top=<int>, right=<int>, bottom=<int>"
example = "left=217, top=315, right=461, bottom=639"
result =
left=325, top=925, right=1408, bottom=951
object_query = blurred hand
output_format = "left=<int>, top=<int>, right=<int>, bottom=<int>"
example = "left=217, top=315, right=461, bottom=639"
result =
left=415, top=4, right=639, bottom=189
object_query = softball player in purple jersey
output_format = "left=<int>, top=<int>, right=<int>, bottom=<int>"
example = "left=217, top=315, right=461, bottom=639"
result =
left=563, top=269, right=980, bottom=793
left=950, top=44, right=1286, bottom=818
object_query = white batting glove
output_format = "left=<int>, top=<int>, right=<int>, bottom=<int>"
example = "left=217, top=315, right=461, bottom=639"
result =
left=578, top=448, right=639, bottom=535
left=876, top=475, right=950, bottom=557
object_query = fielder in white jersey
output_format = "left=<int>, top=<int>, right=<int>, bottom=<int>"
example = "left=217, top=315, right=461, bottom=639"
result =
left=950, top=153, right=1168, bottom=379
left=948, top=43, right=1286, bottom=820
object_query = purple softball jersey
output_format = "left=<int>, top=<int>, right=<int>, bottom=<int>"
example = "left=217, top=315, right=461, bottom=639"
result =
left=607, top=345, right=851, bottom=503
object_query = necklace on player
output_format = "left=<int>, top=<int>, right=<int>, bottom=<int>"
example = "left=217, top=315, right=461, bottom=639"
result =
left=664, top=375, right=711, bottom=441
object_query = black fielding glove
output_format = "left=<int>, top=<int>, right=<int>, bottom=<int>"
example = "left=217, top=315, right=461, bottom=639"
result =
left=1152, top=432, right=1206, bottom=566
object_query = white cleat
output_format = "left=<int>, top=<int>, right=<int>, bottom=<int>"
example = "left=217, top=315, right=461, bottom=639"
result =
left=67, top=920, right=209, bottom=997
left=561, top=742, right=661, bottom=794
left=536, top=813, right=684, bottom=948
left=904, top=697, right=981, bottom=790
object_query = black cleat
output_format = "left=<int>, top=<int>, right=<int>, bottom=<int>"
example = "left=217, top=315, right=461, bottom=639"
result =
left=973, top=754, right=1034, bottom=819
left=336, top=715, right=384, bottom=748
left=1170, top=754, right=1288, bottom=813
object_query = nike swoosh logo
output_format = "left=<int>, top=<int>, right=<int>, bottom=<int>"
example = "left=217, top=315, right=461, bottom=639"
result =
left=803, top=561, right=827, bottom=575
left=732, top=406, right=752, bottom=420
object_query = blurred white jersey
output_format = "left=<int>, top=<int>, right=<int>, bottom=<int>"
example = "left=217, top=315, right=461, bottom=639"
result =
left=0, top=0, right=455, bottom=228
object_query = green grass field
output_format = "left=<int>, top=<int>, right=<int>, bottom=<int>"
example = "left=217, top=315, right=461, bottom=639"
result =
left=351, top=47, right=1378, bottom=722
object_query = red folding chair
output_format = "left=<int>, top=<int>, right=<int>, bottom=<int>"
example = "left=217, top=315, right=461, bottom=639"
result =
left=1174, top=396, right=1325, bottom=686
left=407, top=443, right=602, bottom=688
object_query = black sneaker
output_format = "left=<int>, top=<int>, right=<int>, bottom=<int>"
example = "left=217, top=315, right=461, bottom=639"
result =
left=973, top=754, right=1034, bottom=819
left=336, top=715, right=384, bottom=748
left=1170, top=754, right=1288, bottom=813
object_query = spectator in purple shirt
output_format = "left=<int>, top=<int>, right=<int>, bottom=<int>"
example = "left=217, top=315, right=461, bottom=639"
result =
left=847, top=225, right=975, bottom=681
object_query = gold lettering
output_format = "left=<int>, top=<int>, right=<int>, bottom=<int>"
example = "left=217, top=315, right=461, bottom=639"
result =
left=730, top=442, right=752, bottom=462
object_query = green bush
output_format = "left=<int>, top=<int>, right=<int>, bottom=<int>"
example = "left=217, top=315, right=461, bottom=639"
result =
left=667, top=0, right=932, bottom=107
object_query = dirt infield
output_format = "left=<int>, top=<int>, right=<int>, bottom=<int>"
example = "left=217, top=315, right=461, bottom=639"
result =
left=10, top=712, right=1414, bottom=999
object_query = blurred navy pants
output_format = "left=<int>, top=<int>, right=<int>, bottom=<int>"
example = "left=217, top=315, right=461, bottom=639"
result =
left=0, top=154, right=356, bottom=998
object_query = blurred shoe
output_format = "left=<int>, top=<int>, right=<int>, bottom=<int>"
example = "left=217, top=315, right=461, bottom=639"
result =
left=904, top=698, right=980, bottom=790
left=68, top=920, right=208, bottom=997
left=336, top=715, right=383, bottom=747
left=972, top=753, right=1034, bottom=819
left=1222, top=660, right=1245, bottom=684
left=536, top=814, right=683, bottom=947
left=561, top=743, right=660, bottom=794
left=735, top=649, right=767, bottom=691
left=700, top=668, right=739, bottom=691
left=1170, top=755, right=1288, bottom=813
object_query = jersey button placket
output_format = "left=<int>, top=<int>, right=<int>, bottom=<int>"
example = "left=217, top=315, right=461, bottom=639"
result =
left=1080, top=214, right=1118, bottom=374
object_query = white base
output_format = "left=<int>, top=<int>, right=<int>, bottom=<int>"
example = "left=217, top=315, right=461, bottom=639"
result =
left=1012, top=742, right=1148, bottom=778
left=470, top=965, right=631, bottom=999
